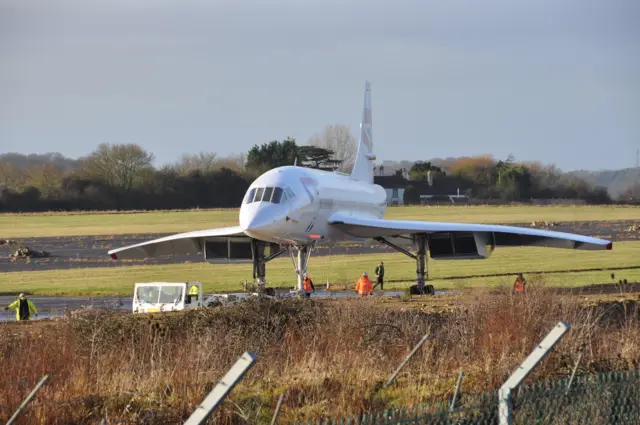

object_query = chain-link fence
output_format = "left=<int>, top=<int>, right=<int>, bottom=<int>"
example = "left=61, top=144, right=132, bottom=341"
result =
left=285, top=370, right=640, bottom=425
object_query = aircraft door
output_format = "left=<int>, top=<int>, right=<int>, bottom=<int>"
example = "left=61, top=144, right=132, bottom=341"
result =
left=300, top=179, right=320, bottom=234
left=283, top=186, right=301, bottom=223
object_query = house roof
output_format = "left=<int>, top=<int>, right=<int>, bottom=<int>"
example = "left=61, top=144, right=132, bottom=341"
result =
left=374, top=175, right=406, bottom=189
left=375, top=174, right=472, bottom=195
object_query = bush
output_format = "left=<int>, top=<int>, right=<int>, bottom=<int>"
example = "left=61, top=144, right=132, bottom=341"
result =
left=1, top=289, right=638, bottom=424
left=403, top=185, right=420, bottom=205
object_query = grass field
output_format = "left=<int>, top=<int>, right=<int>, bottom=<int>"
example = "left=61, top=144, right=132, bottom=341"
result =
left=1, top=205, right=639, bottom=238
left=4, top=241, right=639, bottom=296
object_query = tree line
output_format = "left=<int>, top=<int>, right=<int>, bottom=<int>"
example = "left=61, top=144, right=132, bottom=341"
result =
left=400, top=155, right=613, bottom=204
left=0, top=127, right=631, bottom=212
left=0, top=124, right=358, bottom=212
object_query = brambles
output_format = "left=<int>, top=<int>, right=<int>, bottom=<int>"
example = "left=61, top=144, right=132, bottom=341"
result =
left=0, top=289, right=638, bottom=425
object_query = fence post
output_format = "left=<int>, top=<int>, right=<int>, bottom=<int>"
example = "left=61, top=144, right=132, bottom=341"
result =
left=449, top=370, right=464, bottom=412
left=270, top=393, right=286, bottom=425
left=6, top=374, right=50, bottom=425
left=565, top=352, right=582, bottom=395
left=383, top=332, right=430, bottom=388
left=498, top=321, right=571, bottom=425
left=183, top=352, right=256, bottom=425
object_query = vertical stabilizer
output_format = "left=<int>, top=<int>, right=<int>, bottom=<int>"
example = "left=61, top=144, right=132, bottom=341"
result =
left=350, top=81, right=375, bottom=183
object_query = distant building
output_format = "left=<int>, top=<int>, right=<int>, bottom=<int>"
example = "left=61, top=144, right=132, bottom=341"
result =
left=373, top=172, right=471, bottom=205
left=374, top=175, right=406, bottom=205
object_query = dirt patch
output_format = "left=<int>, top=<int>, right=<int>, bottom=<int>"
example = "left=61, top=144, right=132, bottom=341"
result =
left=2, top=220, right=638, bottom=273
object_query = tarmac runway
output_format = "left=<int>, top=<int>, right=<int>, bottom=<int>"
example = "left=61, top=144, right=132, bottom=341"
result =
left=1, top=220, right=638, bottom=273
left=2, top=281, right=638, bottom=322
left=0, top=289, right=422, bottom=322
left=0, top=294, right=129, bottom=321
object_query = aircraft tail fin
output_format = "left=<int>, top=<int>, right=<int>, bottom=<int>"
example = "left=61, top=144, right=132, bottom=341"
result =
left=350, top=81, right=375, bottom=183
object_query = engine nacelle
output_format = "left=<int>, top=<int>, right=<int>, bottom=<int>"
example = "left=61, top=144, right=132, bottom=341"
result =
left=428, top=232, right=495, bottom=260
left=204, top=237, right=280, bottom=264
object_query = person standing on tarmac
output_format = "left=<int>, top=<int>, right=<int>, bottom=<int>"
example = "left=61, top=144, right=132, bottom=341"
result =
left=355, top=272, right=373, bottom=296
left=302, top=273, right=315, bottom=298
left=4, top=293, right=38, bottom=321
left=374, top=261, right=385, bottom=291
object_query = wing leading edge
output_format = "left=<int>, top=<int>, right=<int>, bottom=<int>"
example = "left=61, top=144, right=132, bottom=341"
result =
left=108, top=226, right=248, bottom=259
left=328, top=213, right=612, bottom=251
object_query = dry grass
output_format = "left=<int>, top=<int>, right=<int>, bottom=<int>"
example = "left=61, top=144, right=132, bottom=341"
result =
left=1, top=205, right=639, bottom=238
left=1, top=279, right=639, bottom=425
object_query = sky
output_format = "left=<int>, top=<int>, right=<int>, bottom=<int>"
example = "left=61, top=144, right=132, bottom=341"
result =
left=1, top=0, right=639, bottom=172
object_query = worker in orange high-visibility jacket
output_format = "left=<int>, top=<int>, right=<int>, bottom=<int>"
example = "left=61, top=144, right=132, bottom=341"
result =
left=355, top=272, right=373, bottom=296
left=302, top=273, right=315, bottom=298
left=513, top=273, right=527, bottom=294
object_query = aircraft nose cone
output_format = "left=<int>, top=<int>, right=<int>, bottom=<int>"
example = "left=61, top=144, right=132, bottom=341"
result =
left=240, top=206, right=277, bottom=232
left=246, top=212, right=272, bottom=231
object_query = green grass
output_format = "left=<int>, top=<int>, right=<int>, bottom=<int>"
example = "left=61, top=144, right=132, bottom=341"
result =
left=1, top=205, right=639, bottom=238
left=4, top=241, right=639, bottom=296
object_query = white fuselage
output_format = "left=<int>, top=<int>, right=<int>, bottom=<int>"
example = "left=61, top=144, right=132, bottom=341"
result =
left=239, top=166, right=387, bottom=245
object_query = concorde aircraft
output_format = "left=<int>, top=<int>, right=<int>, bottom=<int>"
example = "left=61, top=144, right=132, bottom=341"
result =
left=108, top=81, right=613, bottom=295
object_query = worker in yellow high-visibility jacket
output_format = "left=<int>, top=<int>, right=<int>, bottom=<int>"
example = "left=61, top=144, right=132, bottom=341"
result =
left=189, top=282, right=200, bottom=301
left=4, top=293, right=38, bottom=321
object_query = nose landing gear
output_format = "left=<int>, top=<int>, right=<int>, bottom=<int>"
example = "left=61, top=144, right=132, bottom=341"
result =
left=249, top=240, right=316, bottom=298
left=288, top=242, right=315, bottom=296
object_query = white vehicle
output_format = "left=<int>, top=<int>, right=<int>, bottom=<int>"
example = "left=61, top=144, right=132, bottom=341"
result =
left=132, top=282, right=237, bottom=313
left=110, top=82, right=613, bottom=296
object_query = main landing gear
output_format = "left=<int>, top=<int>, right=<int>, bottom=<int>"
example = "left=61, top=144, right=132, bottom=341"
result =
left=288, top=243, right=315, bottom=295
left=251, top=239, right=284, bottom=297
left=374, top=233, right=435, bottom=295
left=250, top=240, right=316, bottom=297
left=252, top=236, right=435, bottom=297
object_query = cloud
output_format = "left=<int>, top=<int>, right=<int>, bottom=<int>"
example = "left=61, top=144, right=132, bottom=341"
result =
left=0, top=0, right=638, bottom=169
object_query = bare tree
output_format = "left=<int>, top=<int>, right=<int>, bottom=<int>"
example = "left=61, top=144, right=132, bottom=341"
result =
left=619, top=182, right=640, bottom=200
left=172, top=152, right=218, bottom=175
left=82, top=143, right=154, bottom=192
left=0, top=162, right=25, bottom=190
left=25, top=164, right=63, bottom=197
left=307, top=124, right=358, bottom=173
left=523, top=161, right=563, bottom=190
left=215, top=153, right=246, bottom=173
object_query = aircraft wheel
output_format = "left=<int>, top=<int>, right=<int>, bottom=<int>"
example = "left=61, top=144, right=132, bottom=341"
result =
left=409, top=284, right=435, bottom=295
left=262, top=287, right=276, bottom=297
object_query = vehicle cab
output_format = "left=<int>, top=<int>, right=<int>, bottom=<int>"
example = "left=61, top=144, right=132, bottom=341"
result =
left=132, top=282, right=203, bottom=314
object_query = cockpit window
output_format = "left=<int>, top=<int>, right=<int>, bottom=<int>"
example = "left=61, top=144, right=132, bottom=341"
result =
left=263, top=187, right=274, bottom=202
left=285, top=187, right=296, bottom=199
left=245, top=186, right=289, bottom=204
left=272, top=187, right=283, bottom=203
left=254, top=187, right=265, bottom=203
left=244, top=188, right=256, bottom=204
